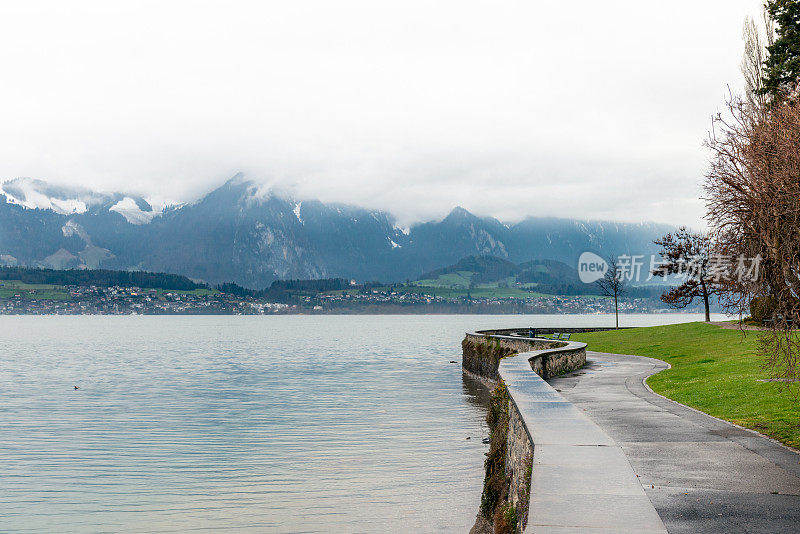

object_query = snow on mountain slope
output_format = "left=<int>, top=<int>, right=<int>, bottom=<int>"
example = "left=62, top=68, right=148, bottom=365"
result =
left=62, top=219, right=91, bottom=241
left=0, top=177, right=118, bottom=214
left=109, top=197, right=158, bottom=224
left=0, top=175, right=676, bottom=286
left=1, top=178, right=160, bottom=224
left=2, top=178, right=89, bottom=214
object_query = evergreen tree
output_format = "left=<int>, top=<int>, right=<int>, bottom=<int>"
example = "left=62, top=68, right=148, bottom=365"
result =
left=651, top=228, right=717, bottom=322
left=762, top=0, right=800, bottom=98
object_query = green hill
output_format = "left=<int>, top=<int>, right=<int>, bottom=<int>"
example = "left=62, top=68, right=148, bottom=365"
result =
left=413, top=255, right=592, bottom=295
left=412, top=255, right=669, bottom=298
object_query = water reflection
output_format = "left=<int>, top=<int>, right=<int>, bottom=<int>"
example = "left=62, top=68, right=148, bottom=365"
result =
left=0, top=313, right=714, bottom=533
left=462, top=371, right=492, bottom=409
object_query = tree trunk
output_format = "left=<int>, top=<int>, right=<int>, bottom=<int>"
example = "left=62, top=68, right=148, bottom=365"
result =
left=614, top=292, right=619, bottom=329
left=701, top=281, right=711, bottom=322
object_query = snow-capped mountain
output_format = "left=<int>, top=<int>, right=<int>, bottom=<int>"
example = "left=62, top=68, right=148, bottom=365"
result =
left=0, top=175, right=674, bottom=287
left=2, top=178, right=104, bottom=214
left=2, top=177, right=158, bottom=224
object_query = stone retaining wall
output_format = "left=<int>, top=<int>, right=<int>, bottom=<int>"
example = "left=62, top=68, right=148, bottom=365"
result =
left=504, top=399, right=533, bottom=528
left=463, top=329, right=587, bottom=382
left=465, top=328, right=588, bottom=532
left=462, top=334, right=555, bottom=382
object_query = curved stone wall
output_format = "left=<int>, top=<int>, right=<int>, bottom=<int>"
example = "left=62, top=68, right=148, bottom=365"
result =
left=464, top=329, right=587, bottom=532
left=461, top=334, right=557, bottom=383
left=463, top=329, right=586, bottom=382
left=465, top=328, right=666, bottom=533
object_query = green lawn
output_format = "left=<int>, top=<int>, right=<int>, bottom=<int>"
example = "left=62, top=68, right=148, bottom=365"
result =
left=321, top=289, right=362, bottom=296
left=411, top=271, right=474, bottom=289
left=573, top=322, right=800, bottom=449
left=0, top=280, right=219, bottom=300
left=0, top=280, right=71, bottom=300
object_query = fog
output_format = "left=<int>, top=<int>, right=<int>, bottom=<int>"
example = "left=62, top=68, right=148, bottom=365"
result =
left=0, top=0, right=764, bottom=225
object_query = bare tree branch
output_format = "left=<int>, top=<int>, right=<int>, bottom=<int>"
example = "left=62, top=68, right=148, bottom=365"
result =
left=596, top=256, right=626, bottom=329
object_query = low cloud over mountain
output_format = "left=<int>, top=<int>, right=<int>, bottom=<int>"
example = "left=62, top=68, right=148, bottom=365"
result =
left=1, top=175, right=672, bottom=288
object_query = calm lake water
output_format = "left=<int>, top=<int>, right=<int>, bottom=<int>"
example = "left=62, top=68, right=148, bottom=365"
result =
left=0, top=313, right=718, bottom=533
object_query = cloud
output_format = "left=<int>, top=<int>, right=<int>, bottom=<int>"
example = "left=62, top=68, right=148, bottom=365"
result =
left=0, top=0, right=765, bottom=227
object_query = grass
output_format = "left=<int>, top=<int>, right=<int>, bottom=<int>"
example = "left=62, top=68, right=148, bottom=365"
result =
left=321, top=289, right=362, bottom=296
left=573, top=322, right=800, bottom=449
left=0, top=280, right=71, bottom=300
left=0, top=280, right=219, bottom=300
left=474, top=276, right=518, bottom=289
left=411, top=271, right=474, bottom=289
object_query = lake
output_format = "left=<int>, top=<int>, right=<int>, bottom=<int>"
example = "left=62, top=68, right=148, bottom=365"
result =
left=0, top=313, right=719, bottom=533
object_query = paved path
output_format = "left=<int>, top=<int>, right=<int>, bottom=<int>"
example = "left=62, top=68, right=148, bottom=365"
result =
left=548, top=352, right=800, bottom=534
left=495, top=341, right=667, bottom=533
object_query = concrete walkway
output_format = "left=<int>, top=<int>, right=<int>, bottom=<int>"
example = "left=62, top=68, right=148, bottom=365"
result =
left=495, top=341, right=667, bottom=533
left=548, top=352, right=800, bottom=534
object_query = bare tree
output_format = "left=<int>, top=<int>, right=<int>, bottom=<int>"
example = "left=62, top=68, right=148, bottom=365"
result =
left=651, top=228, right=719, bottom=322
left=705, top=91, right=800, bottom=386
left=596, top=256, right=626, bottom=329
left=701, top=4, right=800, bottom=390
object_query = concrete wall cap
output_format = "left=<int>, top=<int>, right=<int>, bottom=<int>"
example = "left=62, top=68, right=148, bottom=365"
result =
left=468, top=329, right=667, bottom=533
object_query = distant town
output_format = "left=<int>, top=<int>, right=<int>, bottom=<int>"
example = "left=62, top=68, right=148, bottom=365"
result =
left=0, top=280, right=687, bottom=315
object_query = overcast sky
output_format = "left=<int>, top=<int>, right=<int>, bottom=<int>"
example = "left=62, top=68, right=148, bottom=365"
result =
left=0, top=1, right=765, bottom=226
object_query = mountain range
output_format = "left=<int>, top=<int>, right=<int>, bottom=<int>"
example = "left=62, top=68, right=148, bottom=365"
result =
left=0, top=175, right=674, bottom=288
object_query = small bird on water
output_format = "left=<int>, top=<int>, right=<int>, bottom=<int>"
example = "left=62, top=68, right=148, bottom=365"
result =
left=73, top=385, right=79, bottom=390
